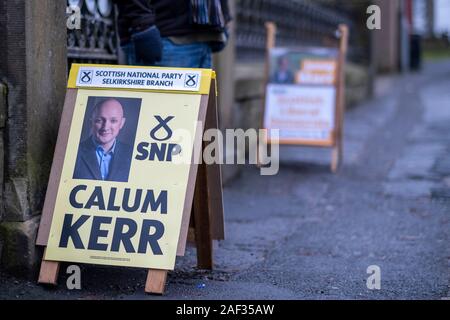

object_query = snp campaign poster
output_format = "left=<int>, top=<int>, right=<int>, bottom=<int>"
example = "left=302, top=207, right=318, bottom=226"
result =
left=264, top=47, right=339, bottom=145
left=45, top=89, right=202, bottom=270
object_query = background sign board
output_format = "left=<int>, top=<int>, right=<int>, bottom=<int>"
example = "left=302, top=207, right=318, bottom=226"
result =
left=264, top=47, right=339, bottom=146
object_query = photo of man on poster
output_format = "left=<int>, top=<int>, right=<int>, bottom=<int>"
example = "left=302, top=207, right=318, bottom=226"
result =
left=73, top=97, right=140, bottom=182
left=270, top=55, right=295, bottom=84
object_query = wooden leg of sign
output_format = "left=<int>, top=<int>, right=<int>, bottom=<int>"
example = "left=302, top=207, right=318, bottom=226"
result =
left=205, top=161, right=224, bottom=240
left=331, top=24, right=349, bottom=174
left=203, top=82, right=225, bottom=241
left=187, top=213, right=196, bottom=245
left=193, top=162, right=213, bottom=270
left=145, top=269, right=167, bottom=294
left=37, top=249, right=60, bottom=285
left=331, top=145, right=341, bottom=173
left=259, top=22, right=277, bottom=169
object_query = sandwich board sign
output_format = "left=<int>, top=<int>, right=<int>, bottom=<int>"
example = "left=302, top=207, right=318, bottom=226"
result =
left=262, top=23, right=349, bottom=172
left=36, top=64, right=224, bottom=294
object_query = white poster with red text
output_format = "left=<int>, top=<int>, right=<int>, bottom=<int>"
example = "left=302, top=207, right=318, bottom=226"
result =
left=264, top=47, right=338, bottom=146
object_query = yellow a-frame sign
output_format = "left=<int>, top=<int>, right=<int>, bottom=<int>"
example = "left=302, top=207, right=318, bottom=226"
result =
left=36, top=64, right=224, bottom=294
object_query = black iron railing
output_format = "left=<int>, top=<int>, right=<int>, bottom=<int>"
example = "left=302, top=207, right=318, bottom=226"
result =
left=235, top=0, right=365, bottom=63
left=67, top=0, right=118, bottom=64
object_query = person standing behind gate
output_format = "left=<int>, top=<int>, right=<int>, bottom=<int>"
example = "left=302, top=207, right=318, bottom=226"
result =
left=153, top=0, right=231, bottom=68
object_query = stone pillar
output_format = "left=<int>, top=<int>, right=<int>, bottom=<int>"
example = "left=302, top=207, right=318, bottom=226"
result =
left=213, top=0, right=239, bottom=184
left=373, top=0, right=401, bottom=73
left=425, top=0, right=435, bottom=37
left=0, top=82, right=6, bottom=265
left=0, top=0, right=67, bottom=276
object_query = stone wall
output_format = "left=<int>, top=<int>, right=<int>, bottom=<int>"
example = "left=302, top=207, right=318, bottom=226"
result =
left=0, top=0, right=67, bottom=276
left=0, top=83, right=6, bottom=261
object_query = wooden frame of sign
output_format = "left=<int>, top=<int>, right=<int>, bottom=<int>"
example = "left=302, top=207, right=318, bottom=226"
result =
left=35, top=66, right=224, bottom=295
left=262, top=22, right=349, bottom=172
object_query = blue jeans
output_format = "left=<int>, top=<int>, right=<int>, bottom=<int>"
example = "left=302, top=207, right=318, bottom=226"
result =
left=121, top=41, right=138, bottom=65
left=155, top=38, right=212, bottom=68
left=121, top=25, right=162, bottom=66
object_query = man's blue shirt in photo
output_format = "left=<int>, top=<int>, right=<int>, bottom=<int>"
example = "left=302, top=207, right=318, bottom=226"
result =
left=94, top=138, right=117, bottom=180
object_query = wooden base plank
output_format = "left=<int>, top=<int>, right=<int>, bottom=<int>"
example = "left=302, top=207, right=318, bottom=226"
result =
left=145, top=269, right=168, bottom=294
left=38, top=257, right=60, bottom=285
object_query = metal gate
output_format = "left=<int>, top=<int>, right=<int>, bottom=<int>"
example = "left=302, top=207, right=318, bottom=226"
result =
left=67, top=0, right=118, bottom=64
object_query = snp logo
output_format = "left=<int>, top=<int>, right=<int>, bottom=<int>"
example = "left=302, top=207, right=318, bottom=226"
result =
left=135, top=116, right=182, bottom=162
left=184, top=73, right=199, bottom=88
left=79, top=70, right=93, bottom=84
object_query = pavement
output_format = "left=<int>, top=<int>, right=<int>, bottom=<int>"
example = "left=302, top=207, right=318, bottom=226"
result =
left=1, top=60, right=450, bottom=300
